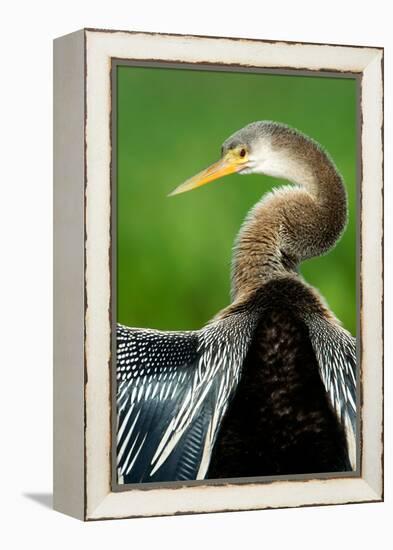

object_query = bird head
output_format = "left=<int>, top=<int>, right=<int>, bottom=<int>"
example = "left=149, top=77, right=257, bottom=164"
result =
left=168, top=121, right=292, bottom=196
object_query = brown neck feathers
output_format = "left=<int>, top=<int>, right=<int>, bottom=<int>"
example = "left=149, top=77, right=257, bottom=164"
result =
left=231, top=129, right=347, bottom=300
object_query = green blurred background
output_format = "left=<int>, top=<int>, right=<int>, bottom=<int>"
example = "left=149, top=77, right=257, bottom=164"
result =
left=117, top=66, right=357, bottom=335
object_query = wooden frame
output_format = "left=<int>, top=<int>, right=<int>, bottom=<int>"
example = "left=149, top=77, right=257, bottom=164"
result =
left=53, top=28, right=383, bottom=521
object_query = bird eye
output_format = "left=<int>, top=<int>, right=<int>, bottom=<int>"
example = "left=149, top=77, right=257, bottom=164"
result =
left=239, top=148, right=246, bottom=158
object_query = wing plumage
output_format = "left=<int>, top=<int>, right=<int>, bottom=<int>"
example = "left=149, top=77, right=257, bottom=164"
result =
left=116, top=309, right=257, bottom=484
left=306, top=316, right=357, bottom=468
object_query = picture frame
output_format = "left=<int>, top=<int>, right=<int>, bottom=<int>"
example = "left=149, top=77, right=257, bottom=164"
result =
left=53, top=28, right=383, bottom=521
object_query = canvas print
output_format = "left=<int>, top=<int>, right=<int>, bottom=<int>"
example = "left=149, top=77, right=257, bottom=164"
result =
left=115, top=65, right=357, bottom=485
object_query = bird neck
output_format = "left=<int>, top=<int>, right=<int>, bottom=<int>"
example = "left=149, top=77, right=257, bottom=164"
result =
left=231, top=133, right=348, bottom=300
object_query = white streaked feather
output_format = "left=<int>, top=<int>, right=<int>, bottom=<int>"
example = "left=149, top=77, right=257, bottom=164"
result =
left=118, top=409, right=141, bottom=465
left=117, top=401, right=134, bottom=443
left=125, top=434, right=148, bottom=475
left=309, top=318, right=357, bottom=469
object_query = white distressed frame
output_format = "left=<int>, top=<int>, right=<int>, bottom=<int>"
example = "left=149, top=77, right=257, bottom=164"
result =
left=53, top=29, right=383, bottom=521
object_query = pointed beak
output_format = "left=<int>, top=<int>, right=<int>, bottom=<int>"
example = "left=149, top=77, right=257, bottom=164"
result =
left=168, top=154, right=242, bottom=197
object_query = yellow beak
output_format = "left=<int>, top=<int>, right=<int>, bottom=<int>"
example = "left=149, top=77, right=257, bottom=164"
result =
left=169, top=154, right=242, bottom=197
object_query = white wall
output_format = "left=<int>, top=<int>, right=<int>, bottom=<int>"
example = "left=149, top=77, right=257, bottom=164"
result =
left=1, top=1, right=391, bottom=548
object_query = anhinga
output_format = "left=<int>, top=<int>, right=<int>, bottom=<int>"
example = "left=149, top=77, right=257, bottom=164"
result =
left=117, top=121, right=357, bottom=484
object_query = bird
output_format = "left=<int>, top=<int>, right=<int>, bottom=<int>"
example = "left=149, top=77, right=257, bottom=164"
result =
left=116, top=121, right=357, bottom=484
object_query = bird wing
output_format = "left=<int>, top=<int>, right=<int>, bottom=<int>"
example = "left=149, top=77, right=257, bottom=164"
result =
left=116, top=308, right=257, bottom=484
left=306, top=316, right=357, bottom=468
